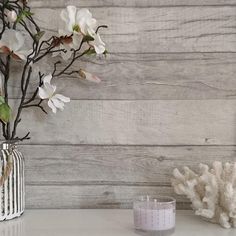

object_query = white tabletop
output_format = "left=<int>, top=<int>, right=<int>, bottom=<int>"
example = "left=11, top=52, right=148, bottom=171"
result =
left=0, top=210, right=235, bottom=236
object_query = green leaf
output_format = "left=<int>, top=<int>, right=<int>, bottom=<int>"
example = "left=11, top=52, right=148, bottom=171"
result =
left=84, top=48, right=96, bottom=56
left=16, top=10, right=34, bottom=23
left=83, top=35, right=94, bottom=42
left=0, top=96, right=5, bottom=105
left=0, top=103, right=11, bottom=123
left=34, top=31, right=45, bottom=42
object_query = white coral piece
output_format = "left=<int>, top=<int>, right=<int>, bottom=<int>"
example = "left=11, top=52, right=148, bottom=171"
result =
left=172, top=162, right=236, bottom=228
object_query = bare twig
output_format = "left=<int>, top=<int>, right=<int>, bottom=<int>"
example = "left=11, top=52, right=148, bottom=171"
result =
left=22, top=102, right=47, bottom=114
left=14, top=132, right=31, bottom=142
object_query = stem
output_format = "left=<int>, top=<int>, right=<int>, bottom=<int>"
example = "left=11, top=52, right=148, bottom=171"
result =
left=0, top=58, right=5, bottom=74
left=0, top=120, right=7, bottom=140
left=23, top=72, right=44, bottom=105
left=22, top=102, right=47, bottom=114
left=4, top=55, right=11, bottom=140
left=0, top=2, right=6, bottom=40
left=11, top=65, right=32, bottom=140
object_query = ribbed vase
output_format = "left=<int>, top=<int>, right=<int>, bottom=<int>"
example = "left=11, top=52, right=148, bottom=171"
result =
left=0, top=143, right=25, bottom=221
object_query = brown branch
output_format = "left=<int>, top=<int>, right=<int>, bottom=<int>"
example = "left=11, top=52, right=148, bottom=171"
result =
left=0, top=120, right=7, bottom=140
left=0, top=58, right=6, bottom=74
left=3, top=55, right=11, bottom=139
left=0, top=3, right=6, bottom=39
left=11, top=66, right=32, bottom=140
left=23, top=72, right=44, bottom=105
left=22, top=102, right=47, bottom=114
left=96, top=25, right=108, bottom=33
left=14, top=132, right=31, bottom=142
left=52, top=60, right=61, bottom=76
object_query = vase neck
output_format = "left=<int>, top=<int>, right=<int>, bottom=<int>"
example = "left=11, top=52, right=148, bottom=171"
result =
left=1, top=142, right=17, bottom=150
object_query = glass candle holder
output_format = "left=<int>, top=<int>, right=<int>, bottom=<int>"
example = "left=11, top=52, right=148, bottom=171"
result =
left=133, top=195, right=176, bottom=236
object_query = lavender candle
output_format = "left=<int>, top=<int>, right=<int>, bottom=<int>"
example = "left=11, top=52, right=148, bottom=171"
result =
left=133, top=196, right=176, bottom=235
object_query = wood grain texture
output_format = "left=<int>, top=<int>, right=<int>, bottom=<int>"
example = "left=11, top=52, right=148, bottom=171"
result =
left=32, top=7, right=236, bottom=53
left=8, top=53, right=236, bottom=100
left=5, top=1, right=236, bottom=209
left=13, top=100, right=236, bottom=146
left=21, top=144, right=236, bottom=209
left=30, top=0, right=236, bottom=8
left=23, top=145, right=236, bottom=185
left=26, top=185, right=189, bottom=209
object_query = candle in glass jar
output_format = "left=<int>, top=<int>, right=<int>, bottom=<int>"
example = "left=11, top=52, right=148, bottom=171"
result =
left=133, top=196, right=176, bottom=234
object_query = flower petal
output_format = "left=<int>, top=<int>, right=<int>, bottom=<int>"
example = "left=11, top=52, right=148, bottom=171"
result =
left=76, top=8, right=97, bottom=35
left=94, top=44, right=106, bottom=55
left=38, top=87, right=50, bottom=99
left=72, top=34, right=83, bottom=47
left=51, top=96, right=65, bottom=111
left=0, top=46, right=10, bottom=54
left=44, top=83, right=56, bottom=97
left=43, top=74, right=52, bottom=85
left=54, top=94, right=70, bottom=103
left=5, top=9, right=17, bottom=23
left=48, top=99, right=57, bottom=113
left=38, top=74, right=57, bottom=99
left=61, top=6, right=77, bottom=32
left=0, top=29, right=30, bottom=60
left=90, top=33, right=105, bottom=54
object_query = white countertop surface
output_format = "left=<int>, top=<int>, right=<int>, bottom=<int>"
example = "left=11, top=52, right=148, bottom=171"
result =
left=0, top=210, right=235, bottom=236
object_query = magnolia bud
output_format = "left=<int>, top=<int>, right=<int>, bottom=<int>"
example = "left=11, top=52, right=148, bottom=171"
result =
left=5, top=10, right=17, bottom=23
left=78, top=69, right=101, bottom=83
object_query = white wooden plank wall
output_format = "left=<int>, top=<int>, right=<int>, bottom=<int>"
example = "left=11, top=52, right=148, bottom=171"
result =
left=5, top=0, right=236, bottom=208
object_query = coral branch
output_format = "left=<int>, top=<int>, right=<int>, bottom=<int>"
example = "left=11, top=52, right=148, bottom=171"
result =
left=172, top=162, right=236, bottom=228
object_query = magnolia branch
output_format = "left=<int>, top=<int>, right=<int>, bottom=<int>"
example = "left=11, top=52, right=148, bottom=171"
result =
left=0, top=1, right=107, bottom=141
left=4, top=55, right=11, bottom=139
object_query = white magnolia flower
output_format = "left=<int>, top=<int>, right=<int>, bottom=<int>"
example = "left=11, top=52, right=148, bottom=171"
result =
left=5, top=9, right=17, bottom=23
left=0, top=29, right=30, bottom=60
left=79, top=69, right=101, bottom=83
left=38, top=74, right=70, bottom=113
left=60, top=6, right=97, bottom=36
left=89, top=33, right=106, bottom=54
left=58, top=6, right=106, bottom=57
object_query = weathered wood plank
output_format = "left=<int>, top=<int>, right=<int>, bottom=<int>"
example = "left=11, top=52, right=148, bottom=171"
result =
left=10, top=99, right=236, bottom=145
left=23, top=145, right=236, bottom=184
left=30, top=0, right=236, bottom=8
left=32, top=7, right=236, bottom=53
left=26, top=185, right=189, bottom=209
left=6, top=1, right=236, bottom=211
left=9, top=53, right=236, bottom=100
left=25, top=144, right=236, bottom=209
